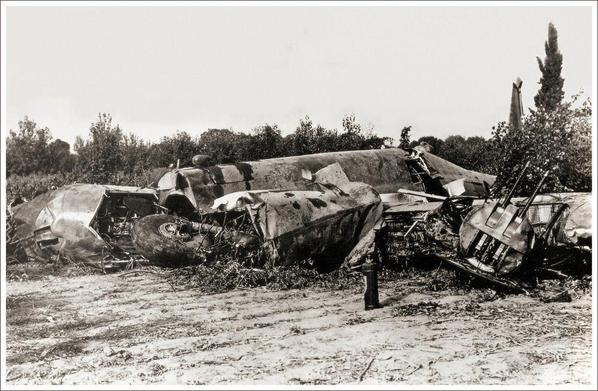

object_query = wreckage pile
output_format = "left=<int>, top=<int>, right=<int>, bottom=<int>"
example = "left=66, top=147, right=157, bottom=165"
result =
left=130, top=162, right=383, bottom=274
left=383, top=199, right=590, bottom=292
left=6, top=148, right=592, bottom=295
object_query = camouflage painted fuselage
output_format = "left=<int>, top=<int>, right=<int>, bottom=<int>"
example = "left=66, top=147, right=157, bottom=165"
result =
left=157, top=148, right=496, bottom=216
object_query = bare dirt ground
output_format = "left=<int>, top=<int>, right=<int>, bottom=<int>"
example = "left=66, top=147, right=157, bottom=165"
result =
left=5, top=269, right=593, bottom=386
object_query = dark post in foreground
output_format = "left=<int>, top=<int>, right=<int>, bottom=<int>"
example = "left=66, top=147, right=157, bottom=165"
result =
left=362, top=260, right=380, bottom=310
left=363, top=223, right=388, bottom=310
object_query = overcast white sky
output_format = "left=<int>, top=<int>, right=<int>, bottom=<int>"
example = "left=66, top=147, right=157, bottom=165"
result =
left=5, top=4, right=594, bottom=148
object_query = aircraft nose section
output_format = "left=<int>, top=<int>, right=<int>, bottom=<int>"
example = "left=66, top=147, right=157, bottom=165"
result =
left=157, top=170, right=198, bottom=212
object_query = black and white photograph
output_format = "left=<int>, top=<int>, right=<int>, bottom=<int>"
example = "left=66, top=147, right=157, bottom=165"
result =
left=1, top=0, right=596, bottom=388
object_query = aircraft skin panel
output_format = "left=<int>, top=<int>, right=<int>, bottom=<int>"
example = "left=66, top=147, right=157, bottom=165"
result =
left=160, top=148, right=497, bottom=214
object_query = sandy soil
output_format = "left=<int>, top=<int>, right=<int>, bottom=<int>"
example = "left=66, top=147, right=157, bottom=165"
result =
left=5, top=271, right=593, bottom=386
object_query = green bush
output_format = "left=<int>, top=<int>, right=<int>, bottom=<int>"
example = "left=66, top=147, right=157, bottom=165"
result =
left=6, top=172, right=75, bottom=202
left=6, top=167, right=166, bottom=202
left=488, top=95, right=591, bottom=196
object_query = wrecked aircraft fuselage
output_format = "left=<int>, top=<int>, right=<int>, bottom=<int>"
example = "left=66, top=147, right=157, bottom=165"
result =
left=132, top=163, right=383, bottom=271
left=9, top=184, right=159, bottom=270
left=130, top=147, right=495, bottom=269
left=8, top=148, right=494, bottom=270
left=156, top=147, right=496, bottom=216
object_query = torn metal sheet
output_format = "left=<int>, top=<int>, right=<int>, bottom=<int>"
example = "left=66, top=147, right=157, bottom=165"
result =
left=10, top=184, right=159, bottom=269
left=145, top=148, right=495, bottom=269
left=443, top=178, right=490, bottom=197
left=211, top=164, right=383, bottom=268
left=383, top=200, right=444, bottom=215
left=409, top=146, right=495, bottom=196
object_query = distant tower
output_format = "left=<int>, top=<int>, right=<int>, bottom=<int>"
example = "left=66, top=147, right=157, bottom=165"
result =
left=509, top=78, right=523, bottom=129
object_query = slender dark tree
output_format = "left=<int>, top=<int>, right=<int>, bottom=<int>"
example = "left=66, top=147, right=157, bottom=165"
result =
left=399, top=126, right=412, bottom=149
left=534, top=22, right=564, bottom=111
left=509, top=78, right=523, bottom=129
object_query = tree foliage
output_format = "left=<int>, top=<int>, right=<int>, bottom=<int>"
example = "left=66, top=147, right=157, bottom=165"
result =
left=247, top=124, right=284, bottom=160
left=534, top=22, right=565, bottom=112
left=47, top=139, right=76, bottom=173
left=285, top=116, right=340, bottom=155
left=487, top=23, right=590, bottom=196
left=437, top=135, right=493, bottom=172
left=121, top=133, right=152, bottom=176
left=148, top=131, right=200, bottom=168
left=340, top=114, right=389, bottom=151
left=6, top=117, right=52, bottom=176
left=6, top=116, right=76, bottom=177
left=8, top=98, right=590, bottom=203
left=197, top=128, right=244, bottom=164
left=407, top=133, right=496, bottom=172
left=6, top=113, right=394, bottom=184
left=74, top=114, right=125, bottom=183
left=489, top=95, right=591, bottom=196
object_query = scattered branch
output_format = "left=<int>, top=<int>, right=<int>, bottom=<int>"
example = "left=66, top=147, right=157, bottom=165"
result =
left=359, top=357, right=375, bottom=382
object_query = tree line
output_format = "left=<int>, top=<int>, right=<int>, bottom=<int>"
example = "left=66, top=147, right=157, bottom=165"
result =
left=6, top=113, right=393, bottom=192
left=7, top=110, right=511, bottom=182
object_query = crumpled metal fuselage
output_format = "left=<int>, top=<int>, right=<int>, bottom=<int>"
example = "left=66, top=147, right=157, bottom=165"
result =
left=208, top=163, right=384, bottom=268
left=145, top=148, right=496, bottom=269
left=10, top=184, right=158, bottom=268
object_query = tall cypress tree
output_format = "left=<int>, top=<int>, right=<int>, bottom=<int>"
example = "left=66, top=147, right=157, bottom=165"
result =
left=534, top=22, right=565, bottom=111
